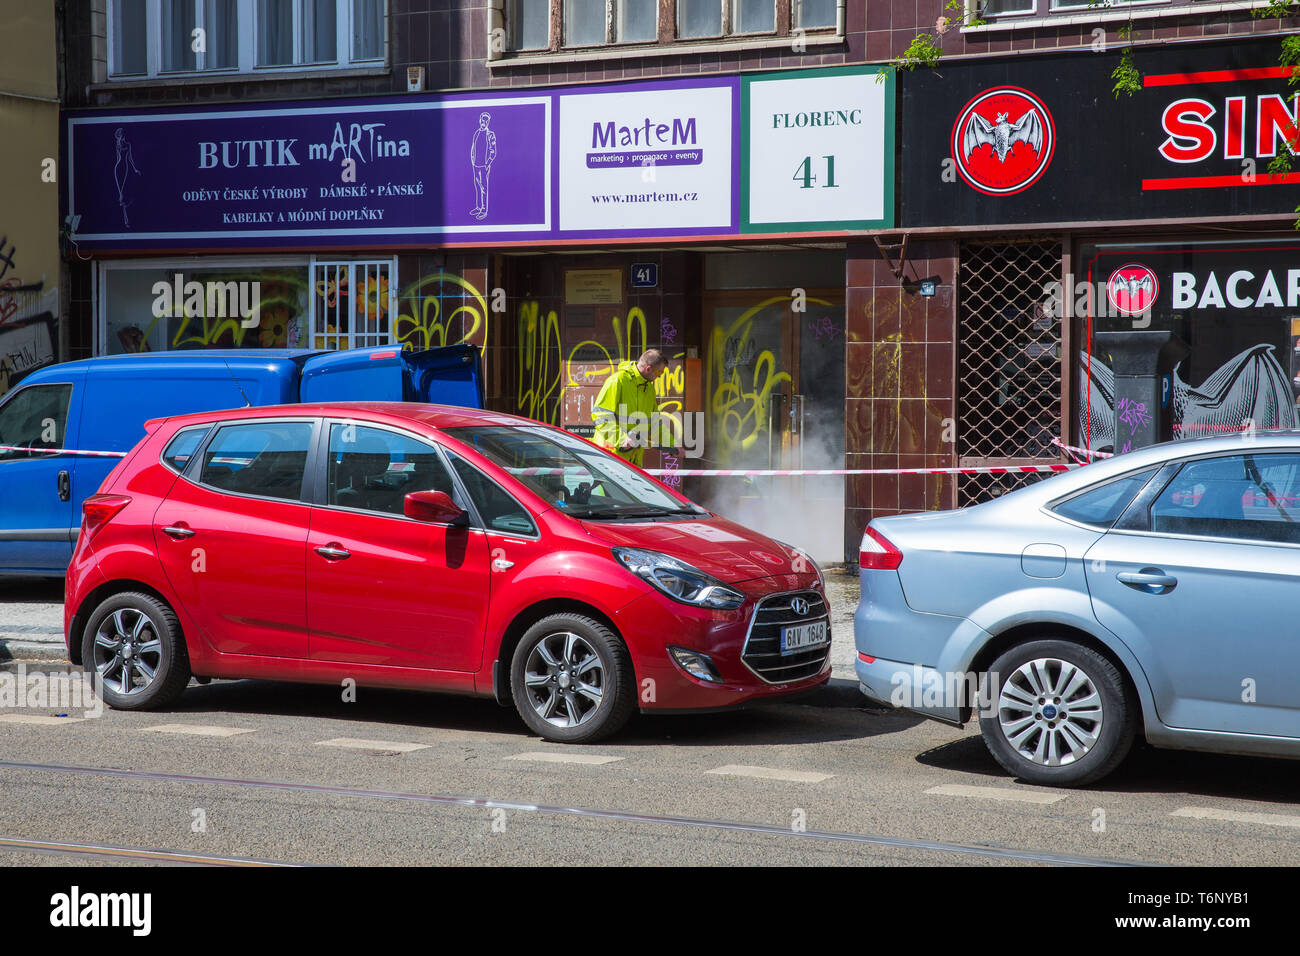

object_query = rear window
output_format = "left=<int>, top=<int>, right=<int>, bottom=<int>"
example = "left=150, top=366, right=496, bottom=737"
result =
left=161, top=426, right=209, bottom=473
left=198, top=421, right=314, bottom=502
left=1051, top=469, right=1156, bottom=527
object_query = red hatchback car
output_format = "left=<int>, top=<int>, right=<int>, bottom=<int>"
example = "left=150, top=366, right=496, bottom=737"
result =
left=65, top=403, right=831, bottom=742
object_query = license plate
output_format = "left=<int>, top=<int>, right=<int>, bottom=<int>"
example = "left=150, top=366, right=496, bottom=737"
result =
left=780, top=620, right=828, bottom=655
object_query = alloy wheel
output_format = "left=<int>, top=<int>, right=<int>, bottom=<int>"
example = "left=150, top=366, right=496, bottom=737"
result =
left=522, top=631, right=605, bottom=728
left=997, top=657, right=1104, bottom=767
left=92, top=608, right=163, bottom=697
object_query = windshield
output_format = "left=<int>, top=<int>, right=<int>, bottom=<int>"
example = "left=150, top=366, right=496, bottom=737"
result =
left=443, top=425, right=707, bottom=520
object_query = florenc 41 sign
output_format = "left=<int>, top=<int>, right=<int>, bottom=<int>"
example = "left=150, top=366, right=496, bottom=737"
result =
left=899, top=37, right=1300, bottom=228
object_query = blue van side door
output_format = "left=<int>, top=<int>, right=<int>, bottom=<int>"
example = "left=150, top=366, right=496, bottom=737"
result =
left=0, top=372, right=85, bottom=573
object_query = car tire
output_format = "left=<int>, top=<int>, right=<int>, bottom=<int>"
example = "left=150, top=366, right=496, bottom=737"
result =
left=978, top=639, right=1136, bottom=788
left=81, top=592, right=191, bottom=711
left=510, top=613, right=636, bottom=744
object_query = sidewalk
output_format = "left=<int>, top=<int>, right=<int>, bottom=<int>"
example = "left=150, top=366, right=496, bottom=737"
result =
left=0, top=578, right=66, bottom=662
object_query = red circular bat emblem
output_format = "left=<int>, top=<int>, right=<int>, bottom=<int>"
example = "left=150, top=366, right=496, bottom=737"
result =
left=951, top=87, right=1055, bottom=195
left=1106, top=263, right=1159, bottom=316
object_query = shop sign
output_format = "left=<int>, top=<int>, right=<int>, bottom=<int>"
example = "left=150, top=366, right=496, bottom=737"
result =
left=565, top=269, right=624, bottom=305
left=557, top=79, right=736, bottom=234
left=67, top=66, right=895, bottom=250
left=900, top=37, right=1300, bottom=227
left=66, top=94, right=552, bottom=249
left=741, top=66, right=894, bottom=231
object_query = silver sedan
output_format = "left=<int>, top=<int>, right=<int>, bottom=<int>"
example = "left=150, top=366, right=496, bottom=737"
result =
left=855, top=432, right=1300, bottom=786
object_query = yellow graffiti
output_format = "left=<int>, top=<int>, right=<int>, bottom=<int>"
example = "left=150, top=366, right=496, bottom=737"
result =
left=393, top=272, right=489, bottom=351
left=872, top=331, right=948, bottom=511
left=516, top=299, right=563, bottom=424
left=706, top=295, right=832, bottom=461
left=564, top=308, right=649, bottom=390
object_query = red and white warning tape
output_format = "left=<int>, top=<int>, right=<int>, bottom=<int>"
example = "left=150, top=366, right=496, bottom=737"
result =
left=0, top=444, right=127, bottom=458
left=1049, top=437, right=1112, bottom=461
left=645, top=464, right=1078, bottom=477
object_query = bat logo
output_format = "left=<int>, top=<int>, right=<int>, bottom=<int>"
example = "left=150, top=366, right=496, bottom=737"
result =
left=950, top=87, right=1055, bottom=195
left=1107, top=263, right=1160, bottom=316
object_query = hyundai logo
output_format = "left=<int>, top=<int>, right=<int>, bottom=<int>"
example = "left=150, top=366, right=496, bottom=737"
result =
left=791, top=597, right=810, bottom=616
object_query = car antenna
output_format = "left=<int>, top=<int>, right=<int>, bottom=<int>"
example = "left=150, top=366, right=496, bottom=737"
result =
left=222, top=358, right=253, bottom=407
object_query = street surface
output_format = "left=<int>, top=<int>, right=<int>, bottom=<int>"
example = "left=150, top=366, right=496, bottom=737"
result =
left=2, top=571, right=1299, bottom=866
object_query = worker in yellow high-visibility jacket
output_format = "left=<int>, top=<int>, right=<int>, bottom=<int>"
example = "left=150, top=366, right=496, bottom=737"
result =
left=591, top=349, right=676, bottom=467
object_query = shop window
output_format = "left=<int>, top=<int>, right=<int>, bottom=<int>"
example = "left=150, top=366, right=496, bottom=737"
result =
left=100, top=261, right=312, bottom=354
left=108, top=0, right=385, bottom=80
left=310, top=260, right=397, bottom=351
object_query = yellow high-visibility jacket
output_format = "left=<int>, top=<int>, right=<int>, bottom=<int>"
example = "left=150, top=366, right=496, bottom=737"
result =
left=591, top=361, right=672, bottom=466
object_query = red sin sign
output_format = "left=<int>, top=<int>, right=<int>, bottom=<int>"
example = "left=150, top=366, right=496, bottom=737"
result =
left=1148, top=66, right=1300, bottom=189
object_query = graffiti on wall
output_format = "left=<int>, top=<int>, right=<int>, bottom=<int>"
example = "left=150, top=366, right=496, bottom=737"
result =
left=514, top=303, right=686, bottom=427
left=516, top=299, right=563, bottom=424
left=869, top=331, right=948, bottom=510
left=393, top=272, right=489, bottom=351
left=706, top=296, right=808, bottom=462
left=0, top=313, right=57, bottom=394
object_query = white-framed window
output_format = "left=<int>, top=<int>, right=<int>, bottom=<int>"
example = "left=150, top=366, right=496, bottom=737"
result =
left=507, top=0, right=550, bottom=50
left=507, top=0, right=832, bottom=51
left=95, top=256, right=397, bottom=355
left=978, top=0, right=1036, bottom=16
left=968, top=0, right=1179, bottom=21
left=310, top=259, right=397, bottom=351
left=107, top=0, right=387, bottom=80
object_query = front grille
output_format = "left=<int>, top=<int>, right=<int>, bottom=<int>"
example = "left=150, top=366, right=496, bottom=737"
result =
left=741, top=591, right=831, bottom=684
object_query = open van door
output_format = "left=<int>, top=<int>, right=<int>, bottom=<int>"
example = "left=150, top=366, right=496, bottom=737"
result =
left=299, top=344, right=484, bottom=408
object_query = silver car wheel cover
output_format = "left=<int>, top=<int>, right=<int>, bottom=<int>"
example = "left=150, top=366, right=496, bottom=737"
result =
left=92, top=608, right=163, bottom=697
left=997, top=657, right=1103, bottom=767
left=523, top=631, right=605, bottom=729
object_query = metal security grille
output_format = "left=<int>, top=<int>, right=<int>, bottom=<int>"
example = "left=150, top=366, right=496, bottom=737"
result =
left=310, top=259, right=397, bottom=351
left=957, top=240, right=1064, bottom=507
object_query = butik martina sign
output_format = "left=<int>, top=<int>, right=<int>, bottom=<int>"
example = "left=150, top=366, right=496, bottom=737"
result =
left=899, top=37, right=1300, bottom=227
left=67, top=93, right=552, bottom=248
left=65, top=68, right=892, bottom=251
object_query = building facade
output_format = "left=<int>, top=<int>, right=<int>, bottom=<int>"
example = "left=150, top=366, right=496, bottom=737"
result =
left=52, top=1, right=1300, bottom=562
left=1, top=5, right=60, bottom=393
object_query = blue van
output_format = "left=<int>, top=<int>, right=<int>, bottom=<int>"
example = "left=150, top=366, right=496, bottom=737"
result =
left=0, top=344, right=483, bottom=576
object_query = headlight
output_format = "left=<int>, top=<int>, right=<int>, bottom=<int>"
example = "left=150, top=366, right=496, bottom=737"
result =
left=612, top=547, right=745, bottom=609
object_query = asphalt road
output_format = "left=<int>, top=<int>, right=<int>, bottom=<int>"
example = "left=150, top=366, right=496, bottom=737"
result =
left=3, top=569, right=1299, bottom=867
left=3, top=670, right=1300, bottom=866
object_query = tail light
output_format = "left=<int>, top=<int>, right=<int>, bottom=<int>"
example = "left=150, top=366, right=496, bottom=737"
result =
left=81, top=494, right=132, bottom=540
left=859, top=526, right=902, bottom=570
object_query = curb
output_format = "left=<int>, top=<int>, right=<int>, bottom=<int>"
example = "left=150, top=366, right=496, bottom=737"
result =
left=0, top=641, right=71, bottom=663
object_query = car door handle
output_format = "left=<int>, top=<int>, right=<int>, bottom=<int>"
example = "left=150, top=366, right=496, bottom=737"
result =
left=57, top=470, right=71, bottom=502
left=161, top=526, right=196, bottom=539
left=315, top=545, right=351, bottom=560
left=1116, top=568, right=1177, bottom=594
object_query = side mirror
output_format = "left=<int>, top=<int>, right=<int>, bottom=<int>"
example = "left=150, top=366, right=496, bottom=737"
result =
left=404, top=490, right=466, bottom=524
